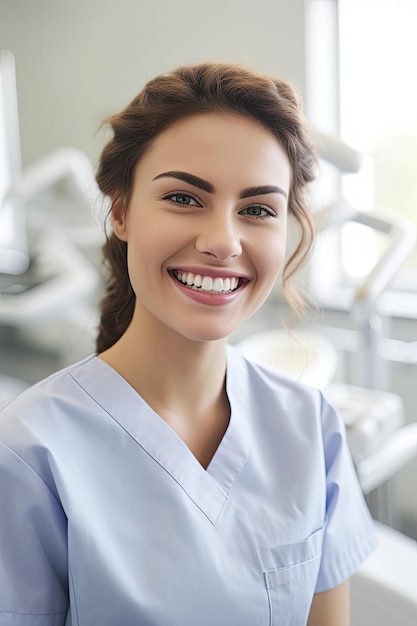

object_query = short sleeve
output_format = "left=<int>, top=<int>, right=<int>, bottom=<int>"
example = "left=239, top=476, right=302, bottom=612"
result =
left=0, top=442, right=68, bottom=625
left=315, top=393, right=377, bottom=592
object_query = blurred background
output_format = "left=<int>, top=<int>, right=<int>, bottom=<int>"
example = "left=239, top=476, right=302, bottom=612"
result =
left=1, top=1, right=416, bottom=622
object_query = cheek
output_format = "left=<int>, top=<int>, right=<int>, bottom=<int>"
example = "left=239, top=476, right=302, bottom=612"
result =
left=124, top=215, right=188, bottom=286
left=255, top=231, right=288, bottom=282
left=123, top=222, right=153, bottom=294
left=130, top=213, right=190, bottom=254
left=125, top=216, right=162, bottom=264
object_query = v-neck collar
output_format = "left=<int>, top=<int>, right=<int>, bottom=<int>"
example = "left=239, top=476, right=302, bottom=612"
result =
left=68, top=345, right=250, bottom=525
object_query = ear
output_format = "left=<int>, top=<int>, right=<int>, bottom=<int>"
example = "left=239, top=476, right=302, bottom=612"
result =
left=111, top=199, right=128, bottom=242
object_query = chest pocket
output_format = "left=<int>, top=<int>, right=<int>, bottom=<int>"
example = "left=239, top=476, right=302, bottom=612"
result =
left=263, top=527, right=324, bottom=626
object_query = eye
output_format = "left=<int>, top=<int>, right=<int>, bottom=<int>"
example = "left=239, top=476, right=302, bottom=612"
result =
left=164, top=193, right=201, bottom=207
left=239, top=205, right=277, bottom=219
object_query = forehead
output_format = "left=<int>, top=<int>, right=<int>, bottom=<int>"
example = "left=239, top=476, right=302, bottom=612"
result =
left=135, top=112, right=291, bottom=189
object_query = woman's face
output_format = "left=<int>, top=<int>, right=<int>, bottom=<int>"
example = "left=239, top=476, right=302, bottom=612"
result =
left=112, top=112, right=291, bottom=342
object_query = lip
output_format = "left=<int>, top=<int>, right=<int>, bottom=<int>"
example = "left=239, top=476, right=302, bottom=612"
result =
left=169, top=269, right=249, bottom=306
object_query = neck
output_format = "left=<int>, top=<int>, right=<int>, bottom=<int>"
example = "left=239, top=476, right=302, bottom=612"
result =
left=99, top=315, right=228, bottom=423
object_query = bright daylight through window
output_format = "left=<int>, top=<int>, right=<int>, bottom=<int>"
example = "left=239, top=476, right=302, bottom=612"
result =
left=338, top=0, right=417, bottom=288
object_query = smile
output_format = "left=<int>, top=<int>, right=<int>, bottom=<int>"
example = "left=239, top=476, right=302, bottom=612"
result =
left=172, top=270, right=242, bottom=294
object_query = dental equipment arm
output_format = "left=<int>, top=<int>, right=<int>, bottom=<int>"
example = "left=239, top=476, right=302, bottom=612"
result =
left=3, top=146, right=99, bottom=214
left=319, top=200, right=416, bottom=311
left=311, top=126, right=416, bottom=307
left=0, top=146, right=101, bottom=272
left=0, top=147, right=101, bottom=324
left=312, top=128, right=364, bottom=173
left=357, top=423, right=417, bottom=494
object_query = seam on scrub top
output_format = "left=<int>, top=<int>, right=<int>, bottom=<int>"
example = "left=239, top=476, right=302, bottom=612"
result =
left=0, top=609, right=66, bottom=616
left=265, top=549, right=323, bottom=574
left=0, top=441, right=63, bottom=508
left=67, top=372, right=227, bottom=526
left=68, top=567, right=80, bottom=626
left=264, top=551, right=322, bottom=588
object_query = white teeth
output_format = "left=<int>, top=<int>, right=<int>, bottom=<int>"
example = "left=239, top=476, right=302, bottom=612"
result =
left=173, top=270, right=241, bottom=294
left=194, top=274, right=202, bottom=287
left=213, top=277, right=223, bottom=292
left=201, top=276, right=213, bottom=291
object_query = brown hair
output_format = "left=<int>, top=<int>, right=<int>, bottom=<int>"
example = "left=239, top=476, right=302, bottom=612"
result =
left=95, top=62, right=317, bottom=353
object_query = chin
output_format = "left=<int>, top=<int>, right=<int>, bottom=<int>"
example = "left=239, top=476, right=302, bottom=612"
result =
left=184, top=331, right=230, bottom=343
left=174, top=324, right=234, bottom=344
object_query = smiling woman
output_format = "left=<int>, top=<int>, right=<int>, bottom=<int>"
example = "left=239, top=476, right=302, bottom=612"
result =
left=96, top=63, right=317, bottom=352
left=105, top=111, right=291, bottom=344
left=0, top=62, right=376, bottom=626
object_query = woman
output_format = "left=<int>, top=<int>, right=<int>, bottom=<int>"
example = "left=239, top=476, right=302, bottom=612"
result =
left=0, top=62, right=376, bottom=625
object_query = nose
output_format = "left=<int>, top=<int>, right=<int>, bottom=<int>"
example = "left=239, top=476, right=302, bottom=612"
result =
left=194, top=211, right=243, bottom=261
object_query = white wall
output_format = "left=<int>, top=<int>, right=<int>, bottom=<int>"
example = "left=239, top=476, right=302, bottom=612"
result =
left=0, top=0, right=307, bottom=168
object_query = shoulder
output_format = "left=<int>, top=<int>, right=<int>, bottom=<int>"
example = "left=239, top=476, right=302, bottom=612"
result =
left=0, top=355, right=99, bottom=454
left=227, top=342, right=323, bottom=408
left=0, top=354, right=107, bottom=499
left=226, top=343, right=345, bottom=443
left=0, top=354, right=97, bottom=415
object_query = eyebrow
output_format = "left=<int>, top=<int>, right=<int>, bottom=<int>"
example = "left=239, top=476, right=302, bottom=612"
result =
left=240, top=185, right=287, bottom=200
left=152, top=170, right=288, bottom=200
left=153, top=171, right=214, bottom=193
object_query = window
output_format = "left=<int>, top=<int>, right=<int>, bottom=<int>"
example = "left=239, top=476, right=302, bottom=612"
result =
left=306, top=0, right=417, bottom=315
left=339, top=0, right=417, bottom=283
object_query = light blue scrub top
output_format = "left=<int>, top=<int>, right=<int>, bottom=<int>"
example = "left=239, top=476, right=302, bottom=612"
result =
left=0, top=345, right=376, bottom=626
